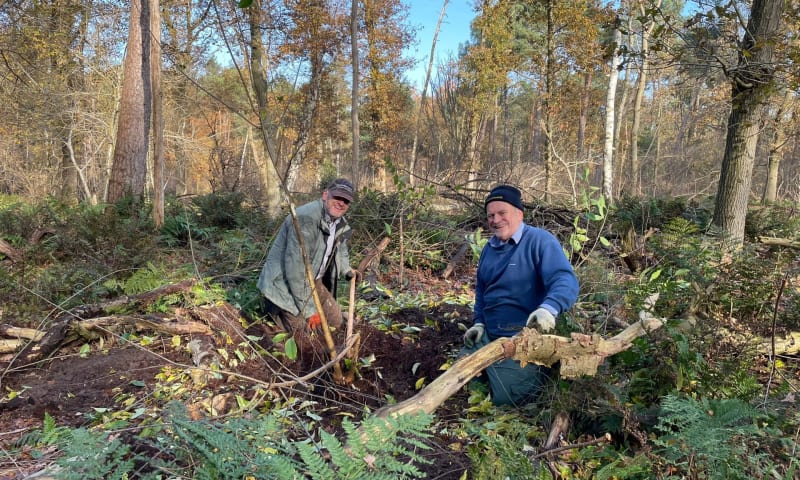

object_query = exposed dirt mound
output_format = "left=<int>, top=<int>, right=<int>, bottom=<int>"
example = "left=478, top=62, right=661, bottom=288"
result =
left=0, top=300, right=475, bottom=479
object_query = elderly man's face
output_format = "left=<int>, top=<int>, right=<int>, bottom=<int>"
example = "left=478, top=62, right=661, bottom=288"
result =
left=486, top=201, right=523, bottom=241
left=322, top=190, right=351, bottom=219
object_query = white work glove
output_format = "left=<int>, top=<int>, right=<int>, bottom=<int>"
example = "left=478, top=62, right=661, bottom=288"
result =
left=527, top=308, right=556, bottom=333
left=463, top=324, right=485, bottom=348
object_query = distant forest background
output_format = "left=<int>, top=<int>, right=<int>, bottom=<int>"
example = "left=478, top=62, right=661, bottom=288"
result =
left=0, top=0, right=797, bottom=244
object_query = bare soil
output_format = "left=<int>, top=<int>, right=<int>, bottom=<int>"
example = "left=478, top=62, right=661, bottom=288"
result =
left=0, top=273, right=476, bottom=479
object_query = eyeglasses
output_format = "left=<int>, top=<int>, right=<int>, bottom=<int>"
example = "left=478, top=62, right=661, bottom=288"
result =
left=332, top=196, right=351, bottom=205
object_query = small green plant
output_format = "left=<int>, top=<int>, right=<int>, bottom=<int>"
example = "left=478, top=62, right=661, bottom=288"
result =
left=160, top=209, right=213, bottom=246
left=569, top=182, right=610, bottom=265
left=651, top=394, right=772, bottom=479
left=55, top=427, right=154, bottom=480
left=165, top=402, right=433, bottom=479
left=103, top=262, right=170, bottom=296
left=465, top=413, right=549, bottom=479
left=466, top=227, right=487, bottom=263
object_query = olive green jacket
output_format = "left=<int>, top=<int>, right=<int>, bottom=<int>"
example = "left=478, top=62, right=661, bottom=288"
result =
left=257, top=199, right=352, bottom=319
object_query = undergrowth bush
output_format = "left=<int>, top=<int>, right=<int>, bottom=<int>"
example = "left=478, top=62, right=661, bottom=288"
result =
left=651, top=394, right=776, bottom=479
left=50, top=402, right=435, bottom=480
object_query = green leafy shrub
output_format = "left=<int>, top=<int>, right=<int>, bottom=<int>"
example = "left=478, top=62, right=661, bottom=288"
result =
left=160, top=209, right=214, bottom=246
left=30, top=402, right=436, bottom=480
left=651, top=394, right=772, bottom=479
left=55, top=428, right=151, bottom=480
left=191, top=192, right=247, bottom=229
left=465, top=413, right=548, bottom=479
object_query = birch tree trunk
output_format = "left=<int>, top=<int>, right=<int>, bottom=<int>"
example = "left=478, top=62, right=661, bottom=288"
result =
left=602, top=26, right=622, bottom=205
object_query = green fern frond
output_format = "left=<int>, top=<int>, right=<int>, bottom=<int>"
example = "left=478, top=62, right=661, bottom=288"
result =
left=55, top=428, right=140, bottom=480
left=122, top=262, right=170, bottom=295
left=165, top=402, right=303, bottom=479
left=654, top=394, right=769, bottom=480
left=299, top=413, right=434, bottom=480
left=297, top=438, right=338, bottom=478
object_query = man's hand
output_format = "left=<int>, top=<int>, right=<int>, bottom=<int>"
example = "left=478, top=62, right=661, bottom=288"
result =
left=463, top=324, right=485, bottom=348
left=526, top=308, right=556, bottom=332
left=345, top=269, right=363, bottom=283
left=306, top=313, right=322, bottom=330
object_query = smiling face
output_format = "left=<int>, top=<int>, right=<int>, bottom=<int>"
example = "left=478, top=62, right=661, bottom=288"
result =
left=322, top=190, right=351, bottom=219
left=486, top=200, right=523, bottom=241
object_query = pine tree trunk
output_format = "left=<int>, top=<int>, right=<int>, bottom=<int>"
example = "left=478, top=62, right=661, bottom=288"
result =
left=108, top=0, right=150, bottom=203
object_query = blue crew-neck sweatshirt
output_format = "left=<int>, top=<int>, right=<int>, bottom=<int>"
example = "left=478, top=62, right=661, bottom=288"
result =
left=474, top=223, right=579, bottom=339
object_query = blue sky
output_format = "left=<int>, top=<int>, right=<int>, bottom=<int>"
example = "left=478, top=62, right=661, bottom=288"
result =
left=403, top=0, right=476, bottom=89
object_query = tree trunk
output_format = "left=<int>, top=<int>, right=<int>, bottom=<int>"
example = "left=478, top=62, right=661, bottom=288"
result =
left=409, top=0, right=448, bottom=187
left=248, top=0, right=284, bottom=204
left=630, top=0, right=660, bottom=197
left=150, top=0, right=164, bottom=227
left=713, top=0, right=784, bottom=247
left=543, top=0, right=554, bottom=202
left=576, top=70, right=592, bottom=166
left=602, top=26, right=621, bottom=205
left=761, top=89, right=792, bottom=204
left=350, top=0, right=361, bottom=186
left=108, top=0, right=150, bottom=203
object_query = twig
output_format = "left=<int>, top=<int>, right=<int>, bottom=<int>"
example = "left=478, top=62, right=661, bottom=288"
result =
left=529, top=433, right=612, bottom=460
left=763, top=272, right=788, bottom=405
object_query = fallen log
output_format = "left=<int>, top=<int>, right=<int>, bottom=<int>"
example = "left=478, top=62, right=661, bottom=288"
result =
left=13, top=309, right=213, bottom=366
left=78, top=315, right=212, bottom=336
left=0, top=339, right=24, bottom=354
left=0, top=325, right=45, bottom=341
left=375, top=317, right=665, bottom=419
left=0, top=238, right=21, bottom=263
left=757, top=236, right=800, bottom=249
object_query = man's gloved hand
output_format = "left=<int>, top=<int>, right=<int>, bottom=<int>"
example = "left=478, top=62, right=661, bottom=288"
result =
left=463, top=324, right=485, bottom=348
left=345, top=269, right=363, bottom=283
left=306, top=312, right=322, bottom=330
left=526, top=308, right=556, bottom=332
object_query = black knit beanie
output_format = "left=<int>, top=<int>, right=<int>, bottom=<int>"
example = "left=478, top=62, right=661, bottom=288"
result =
left=484, top=185, right=524, bottom=211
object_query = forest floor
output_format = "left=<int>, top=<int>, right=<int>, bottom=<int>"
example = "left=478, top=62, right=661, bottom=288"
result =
left=0, top=269, right=479, bottom=479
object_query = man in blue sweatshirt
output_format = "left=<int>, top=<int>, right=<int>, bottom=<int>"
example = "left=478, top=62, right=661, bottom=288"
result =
left=463, top=184, right=579, bottom=406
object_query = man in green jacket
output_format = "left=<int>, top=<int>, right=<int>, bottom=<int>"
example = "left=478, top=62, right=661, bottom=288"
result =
left=257, top=178, right=359, bottom=332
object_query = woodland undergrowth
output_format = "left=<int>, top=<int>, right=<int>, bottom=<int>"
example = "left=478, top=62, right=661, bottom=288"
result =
left=0, top=190, right=799, bottom=479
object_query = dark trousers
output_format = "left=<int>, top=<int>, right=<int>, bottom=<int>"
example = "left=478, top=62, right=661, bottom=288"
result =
left=461, top=331, right=551, bottom=406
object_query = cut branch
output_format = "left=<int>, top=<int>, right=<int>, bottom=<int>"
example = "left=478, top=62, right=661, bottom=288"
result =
left=757, top=236, right=800, bottom=249
left=376, top=317, right=665, bottom=419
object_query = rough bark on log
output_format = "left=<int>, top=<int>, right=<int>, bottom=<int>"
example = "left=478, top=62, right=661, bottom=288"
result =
left=376, top=318, right=665, bottom=419
left=757, top=236, right=800, bottom=249
left=13, top=308, right=213, bottom=366
left=0, top=339, right=24, bottom=354
left=357, top=236, right=390, bottom=272
left=78, top=315, right=212, bottom=336
left=0, top=238, right=21, bottom=263
left=64, top=279, right=198, bottom=321
left=0, top=325, right=44, bottom=341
